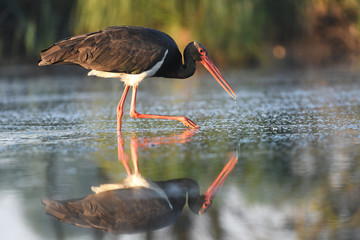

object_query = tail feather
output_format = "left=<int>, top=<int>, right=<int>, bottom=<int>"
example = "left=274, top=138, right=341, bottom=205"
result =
left=38, top=45, right=68, bottom=66
left=42, top=199, right=88, bottom=227
left=38, top=33, right=92, bottom=66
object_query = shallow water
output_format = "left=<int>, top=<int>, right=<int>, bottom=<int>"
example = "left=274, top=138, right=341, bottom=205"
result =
left=0, top=67, right=360, bottom=239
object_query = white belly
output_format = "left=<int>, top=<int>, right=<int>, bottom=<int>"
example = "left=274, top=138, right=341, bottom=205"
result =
left=87, top=50, right=168, bottom=87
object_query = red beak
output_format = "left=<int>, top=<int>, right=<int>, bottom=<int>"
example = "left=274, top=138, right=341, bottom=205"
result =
left=203, top=153, right=238, bottom=203
left=200, top=56, right=236, bottom=99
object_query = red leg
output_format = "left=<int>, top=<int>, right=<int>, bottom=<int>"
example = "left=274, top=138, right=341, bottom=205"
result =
left=137, top=129, right=198, bottom=147
left=117, top=134, right=132, bottom=176
left=130, top=138, right=140, bottom=176
left=117, top=85, right=130, bottom=133
left=129, top=86, right=199, bottom=128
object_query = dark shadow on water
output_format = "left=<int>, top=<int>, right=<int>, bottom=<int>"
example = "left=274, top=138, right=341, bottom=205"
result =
left=42, top=130, right=238, bottom=234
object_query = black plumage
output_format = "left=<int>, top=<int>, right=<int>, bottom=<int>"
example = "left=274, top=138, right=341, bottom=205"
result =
left=39, top=26, right=186, bottom=77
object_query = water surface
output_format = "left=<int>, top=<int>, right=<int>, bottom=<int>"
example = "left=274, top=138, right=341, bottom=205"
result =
left=0, top=67, right=360, bottom=239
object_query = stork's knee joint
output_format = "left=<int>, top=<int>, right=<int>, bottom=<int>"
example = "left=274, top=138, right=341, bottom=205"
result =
left=130, top=111, right=138, bottom=118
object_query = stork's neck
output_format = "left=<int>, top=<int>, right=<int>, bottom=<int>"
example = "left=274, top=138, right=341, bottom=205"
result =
left=176, top=46, right=197, bottom=79
left=154, top=178, right=199, bottom=212
left=155, top=44, right=196, bottom=79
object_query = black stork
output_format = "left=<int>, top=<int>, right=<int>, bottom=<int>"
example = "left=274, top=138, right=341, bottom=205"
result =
left=42, top=133, right=238, bottom=233
left=38, top=26, right=236, bottom=132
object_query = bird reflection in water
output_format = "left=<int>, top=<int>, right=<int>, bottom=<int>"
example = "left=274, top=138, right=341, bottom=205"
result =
left=43, top=131, right=238, bottom=234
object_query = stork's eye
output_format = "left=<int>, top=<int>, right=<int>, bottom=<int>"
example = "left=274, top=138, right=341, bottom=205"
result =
left=202, top=200, right=210, bottom=209
left=198, top=48, right=206, bottom=55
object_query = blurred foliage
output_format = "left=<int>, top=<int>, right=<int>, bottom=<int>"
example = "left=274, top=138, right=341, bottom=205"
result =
left=0, top=0, right=76, bottom=63
left=73, top=0, right=267, bottom=67
left=0, top=0, right=359, bottom=67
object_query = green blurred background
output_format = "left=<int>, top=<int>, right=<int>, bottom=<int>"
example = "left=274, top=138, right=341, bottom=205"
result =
left=0, top=0, right=359, bottom=68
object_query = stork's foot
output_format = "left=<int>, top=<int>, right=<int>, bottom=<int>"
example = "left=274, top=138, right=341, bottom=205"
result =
left=180, top=117, right=199, bottom=129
